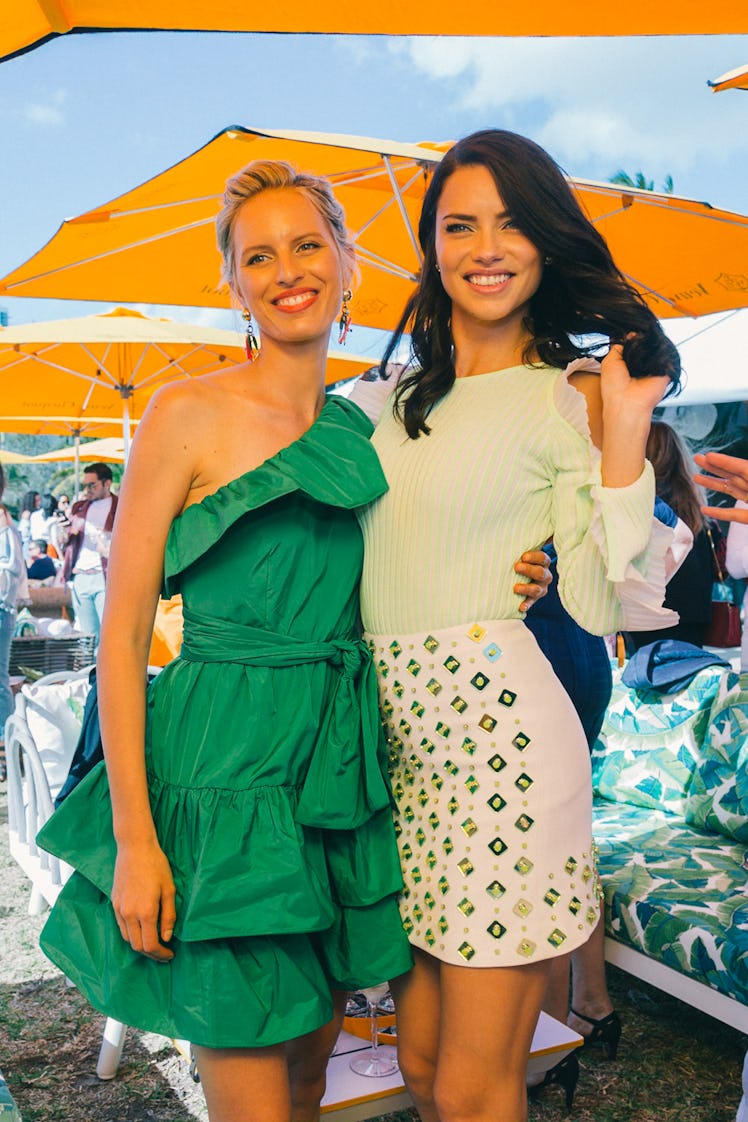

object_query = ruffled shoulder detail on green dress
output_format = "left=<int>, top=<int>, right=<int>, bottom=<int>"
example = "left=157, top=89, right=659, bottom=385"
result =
left=164, top=395, right=385, bottom=595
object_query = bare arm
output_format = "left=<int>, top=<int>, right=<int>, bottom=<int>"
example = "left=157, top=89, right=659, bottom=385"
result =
left=98, top=386, right=200, bottom=961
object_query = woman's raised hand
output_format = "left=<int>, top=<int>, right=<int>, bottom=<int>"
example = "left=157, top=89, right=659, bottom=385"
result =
left=112, top=841, right=177, bottom=962
left=599, top=343, right=670, bottom=421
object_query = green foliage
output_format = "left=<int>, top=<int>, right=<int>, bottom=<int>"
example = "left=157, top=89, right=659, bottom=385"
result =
left=610, top=169, right=675, bottom=194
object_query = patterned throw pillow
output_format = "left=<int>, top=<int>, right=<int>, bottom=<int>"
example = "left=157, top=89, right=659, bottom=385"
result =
left=685, top=672, right=748, bottom=843
left=592, top=665, right=726, bottom=815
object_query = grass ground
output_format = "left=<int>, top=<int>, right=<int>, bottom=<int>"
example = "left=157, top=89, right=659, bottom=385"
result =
left=1, top=785, right=745, bottom=1122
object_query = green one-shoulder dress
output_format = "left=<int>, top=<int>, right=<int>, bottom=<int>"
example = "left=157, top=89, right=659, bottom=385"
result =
left=37, top=396, right=411, bottom=1048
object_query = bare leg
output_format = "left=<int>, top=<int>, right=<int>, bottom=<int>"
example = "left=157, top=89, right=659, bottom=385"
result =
left=568, top=915, right=614, bottom=1032
left=390, top=948, right=441, bottom=1122
left=287, top=990, right=347, bottom=1122
left=542, top=953, right=571, bottom=1025
left=191, top=1044, right=290, bottom=1122
left=435, top=958, right=551, bottom=1122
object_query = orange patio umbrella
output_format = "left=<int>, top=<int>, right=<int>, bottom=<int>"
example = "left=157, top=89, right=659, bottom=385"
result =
left=708, top=64, right=748, bottom=92
left=0, top=305, right=374, bottom=442
left=3, top=0, right=746, bottom=61
left=2, top=125, right=748, bottom=323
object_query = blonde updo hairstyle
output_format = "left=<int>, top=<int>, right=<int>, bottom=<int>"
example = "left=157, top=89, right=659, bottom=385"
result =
left=216, top=160, right=356, bottom=298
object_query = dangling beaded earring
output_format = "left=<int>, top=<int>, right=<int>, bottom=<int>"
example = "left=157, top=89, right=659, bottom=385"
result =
left=242, top=309, right=259, bottom=360
left=338, top=289, right=353, bottom=346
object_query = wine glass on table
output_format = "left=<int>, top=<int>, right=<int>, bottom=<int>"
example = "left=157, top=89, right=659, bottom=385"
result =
left=349, top=982, right=399, bottom=1077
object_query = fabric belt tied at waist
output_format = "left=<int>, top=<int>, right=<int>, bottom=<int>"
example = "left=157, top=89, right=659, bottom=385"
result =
left=180, top=608, right=391, bottom=830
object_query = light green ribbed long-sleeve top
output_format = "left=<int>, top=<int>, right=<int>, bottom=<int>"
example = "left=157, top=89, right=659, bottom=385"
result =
left=355, top=363, right=659, bottom=637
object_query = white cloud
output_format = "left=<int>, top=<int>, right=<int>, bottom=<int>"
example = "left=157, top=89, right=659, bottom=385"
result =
left=389, top=36, right=748, bottom=195
left=22, top=87, right=67, bottom=127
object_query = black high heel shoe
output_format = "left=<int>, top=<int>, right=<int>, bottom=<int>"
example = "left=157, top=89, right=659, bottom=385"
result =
left=528, top=1050, right=580, bottom=1111
left=569, top=1007, right=622, bottom=1060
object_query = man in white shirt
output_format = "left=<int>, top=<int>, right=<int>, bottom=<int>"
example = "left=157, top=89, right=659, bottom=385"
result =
left=62, top=463, right=118, bottom=651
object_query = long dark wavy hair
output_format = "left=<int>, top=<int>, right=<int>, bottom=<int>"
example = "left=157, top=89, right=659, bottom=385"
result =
left=646, top=420, right=704, bottom=534
left=381, top=129, right=681, bottom=438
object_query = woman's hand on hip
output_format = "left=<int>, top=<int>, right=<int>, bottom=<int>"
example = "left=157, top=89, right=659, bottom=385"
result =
left=514, top=549, right=552, bottom=612
left=112, top=840, right=177, bottom=962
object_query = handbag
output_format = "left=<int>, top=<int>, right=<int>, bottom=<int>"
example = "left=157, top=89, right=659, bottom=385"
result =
left=704, top=525, right=742, bottom=648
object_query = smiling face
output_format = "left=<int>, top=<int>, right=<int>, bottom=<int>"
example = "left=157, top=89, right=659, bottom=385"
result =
left=231, top=188, right=350, bottom=352
left=434, top=163, right=543, bottom=347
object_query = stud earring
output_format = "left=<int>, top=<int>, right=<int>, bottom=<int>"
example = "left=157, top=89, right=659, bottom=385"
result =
left=544, top=256, right=553, bottom=266
left=338, top=289, right=353, bottom=345
left=242, top=309, right=259, bottom=360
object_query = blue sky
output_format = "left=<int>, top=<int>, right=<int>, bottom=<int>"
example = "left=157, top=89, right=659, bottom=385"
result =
left=1, top=31, right=747, bottom=375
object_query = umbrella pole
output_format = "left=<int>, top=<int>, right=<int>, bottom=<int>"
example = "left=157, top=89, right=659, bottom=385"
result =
left=74, top=430, right=81, bottom=499
left=122, top=399, right=131, bottom=464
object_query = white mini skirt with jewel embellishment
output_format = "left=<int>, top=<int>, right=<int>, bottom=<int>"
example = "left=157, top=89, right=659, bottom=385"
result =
left=366, top=619, right=601, bottom=968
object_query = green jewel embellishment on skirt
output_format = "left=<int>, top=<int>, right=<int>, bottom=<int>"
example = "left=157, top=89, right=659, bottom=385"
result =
left=401, top=843, right=413, bottom=861
left=426, top=678, right=442, bottom=695
left=411, top=700, right=425, bottom=718
left=421, top=738, right=436, bottom=755
left=465, top=774, right=479, bottom=794
left=487, top=880, right=506, bottom=899
left=438, top=915, right=449, bottom=935
left=517, top=938, right=537, bottom=957
left=458, top=857, right=474, bottom=876
left=471, top=672, right=490, bottom=690
left=428, top=811, right=440, bottom=830
left=403, top=804, right=415, bottom=823
left=515, top=773, right=533, bottom=791
left=417, top=788, right=429, bottom=807
left=424, top=634, right=440, bottom=652
left=444, top=759, right=459, bottom=776
left=515, top=814, right=534, bottom=832
left=460, top=817, right=477, bottom=836
left=461, top=737, right=477, bottom=756
left=392, top=680, right=404, bottom=698
left=443, top=837, right=454, bottom=855
left=489, top=754, right=506, bottom=772
left=565, top=857, right=578, bottom=875
left=498, top=690, right=517, bottom=707
left=436, top=721, right=451, bottom=738
left=458, top=941, right=476, bottom=961
left=568, top=897, right=582, bottom=915
left=407, top=659, right=422, bottom=677
left=458, top=897, right=475, bottom=916
left=424, top=891, right=436, bottom=910
left=377, top=660, right=390, bottom=678
left=415, top=827, right=426, bottom=845
left=489, top=837, right=507, bottom=856
left=411, top=866, right=423, bottom=884
left=389, top=640, right=403, bottom=658
left=548, top=928, right=567, bottom=948
left=513, top=898, right=533, bottom=918
left=448, top=797, right=459, bottom=815
left=381, top=697, right=394, bottom=718
left=431, top=774, right=443, bottom=791
left=512, top=732, right=530, bottom=749
left=444, top=655, right=461, bottom=674
left=424, top=928, right=436, bottom=947
left=544, top=888, right=561, bottom=906
left=488, top=793, right=506, bottom=813
left=514, top=856, right=533, bottom=875
left=403, top=915, right=414, bottom=934
left=487, top=921, right=507, bottom=939
left=426, top=850, right=437, bottom=870
left=478, top=714, right=497, bottom=732
left=409, top=754, right=424, bottom=771
left=438, top=875, right=450, bottom=895
left=400, top=719, right=412, bottom=736
left=412, top=904, right=424, bottom=922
